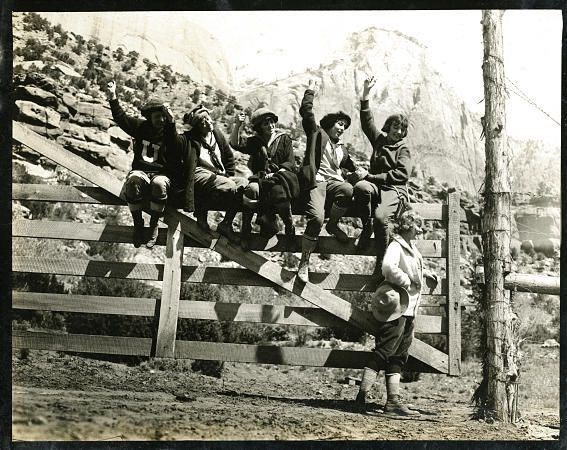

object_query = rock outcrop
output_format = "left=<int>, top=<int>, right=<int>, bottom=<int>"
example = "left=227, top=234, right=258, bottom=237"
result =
left=237, top=27, right=485, bottom=192
left=40, top=12, right=232, bottom=91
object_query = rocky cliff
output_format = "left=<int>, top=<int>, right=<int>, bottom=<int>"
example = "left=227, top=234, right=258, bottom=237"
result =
left=40, top=12, right=232, bottom=91
left=236, top=27, right=485, bottom=192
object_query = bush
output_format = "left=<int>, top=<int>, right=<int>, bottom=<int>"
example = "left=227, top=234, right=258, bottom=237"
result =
left=23, top=12, right=50, bottom=32
left=14, top=38, right=48, bottom=61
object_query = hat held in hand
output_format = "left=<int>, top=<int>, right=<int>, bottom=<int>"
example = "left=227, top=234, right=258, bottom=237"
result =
left=371, top=281, right=409, bottom=322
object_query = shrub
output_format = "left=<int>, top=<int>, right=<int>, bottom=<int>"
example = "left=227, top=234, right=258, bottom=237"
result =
left=14, top=38, right=48, bottom=61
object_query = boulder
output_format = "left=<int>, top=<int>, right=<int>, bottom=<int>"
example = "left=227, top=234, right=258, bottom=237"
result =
left=76, top=101, right=111, bottom=118
left=15, top=100, right=61, bottom=129
left=56, top=135, right=111, bottom=167
left=541, top=339, right=559, bottom=348
left=61, top=93, right=78, bottom=115
left=13, top=160, right=56, bottom=180
left=93, top=117, right=111, bottom=130
left=57, top=103, right=70, bottom=119
left=61, top=122, right=85, bottom=141
left=53, top=62, right=81, bottom=78
left=24, top=123, right=63, bottom=139
left=14, top=85, right=58, bottom=109
left=108, top=126, right=132, bottom=150
left=84, top=128, right=111, bottom=146
left=106, top=148, right=131, bottom=174
left=24, top=72, right=58, bottom=92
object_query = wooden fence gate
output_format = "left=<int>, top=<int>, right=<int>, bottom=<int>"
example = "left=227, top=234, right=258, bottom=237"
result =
left=12, top=121, right=464, bottom=376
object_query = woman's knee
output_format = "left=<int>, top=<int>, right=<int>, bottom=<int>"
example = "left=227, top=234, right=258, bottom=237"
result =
left=150, top=175, right=170, bottom=201
left=244, top=182, right=260, bottom=200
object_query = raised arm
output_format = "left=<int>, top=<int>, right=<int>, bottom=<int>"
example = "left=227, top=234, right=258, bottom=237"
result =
left=106, top=80, right=144, bottom=137
left=229, top=112, right=252, bottom=153
left=298, top=79, right=319, bottom=135
left=359, top=76, right=381, bottom=143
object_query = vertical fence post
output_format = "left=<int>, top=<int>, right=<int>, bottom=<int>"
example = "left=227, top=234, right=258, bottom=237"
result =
left=447, top=190, right=461, bottom=375
left=155, top=218, right=184, bottom=358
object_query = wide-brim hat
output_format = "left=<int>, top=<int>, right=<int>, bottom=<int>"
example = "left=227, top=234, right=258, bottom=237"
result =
left=371, top=281, right=409, bottom=322
left=251, top=107, right=279, bottom=127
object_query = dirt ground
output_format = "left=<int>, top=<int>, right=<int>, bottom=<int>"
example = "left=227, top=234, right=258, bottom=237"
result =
left=12, top=347, right=560, bottom=442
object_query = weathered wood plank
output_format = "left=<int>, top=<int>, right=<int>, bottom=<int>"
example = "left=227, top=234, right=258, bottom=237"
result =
left=177, top=301, right=447, bottom=333
left=11, top=331, right=443, bottom=372
left=12, top=291, right=157, bottom=316
left=155, top=220, right=184, bottom=358
left=503, top=273, right=560, bottom=295
left=12, top=183, right=125, bottom=205
left=12, top=256, right=449, bottom=295
left=12, top=292, right=446, bottom=330
left=12, top=219, right=446, bottom=257
left=12, top=256, right=164, bottom=280
left=12, top=330, right=152, bottom=356
left=12, top=183, right=467, bottom=221
left=447, top=191, right=461, bottom=376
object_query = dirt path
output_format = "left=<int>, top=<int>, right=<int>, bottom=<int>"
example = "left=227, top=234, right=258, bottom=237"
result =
left=12, top=350, right=559, bottom=441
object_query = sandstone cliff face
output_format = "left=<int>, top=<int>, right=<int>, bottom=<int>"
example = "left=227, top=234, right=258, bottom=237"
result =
left=236, top=28, right=485, bottom=192
left=40, top=12, right=232, bottom=91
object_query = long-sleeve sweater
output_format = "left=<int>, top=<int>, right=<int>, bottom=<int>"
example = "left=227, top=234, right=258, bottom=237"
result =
left=360, top=99, right=411, bottom=199
left=109, top=98, right=197, bottom=211
left=298, top=89, right=357, bottom=191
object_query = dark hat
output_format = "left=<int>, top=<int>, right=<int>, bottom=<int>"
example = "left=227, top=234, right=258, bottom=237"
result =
left=140, top=98, right=166, bottom=119
left=370, top=281, right=409, bottom=322
left=319, top=111, right=351, bottom=131
left=183, top=104, right=211, bottom=128
left=251, top=107, right=279, bottom=128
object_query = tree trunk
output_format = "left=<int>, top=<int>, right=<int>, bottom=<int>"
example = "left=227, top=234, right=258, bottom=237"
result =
left=481, top=10, right=519, bottom=422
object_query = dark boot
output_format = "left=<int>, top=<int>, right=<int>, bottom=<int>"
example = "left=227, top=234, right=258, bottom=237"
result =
left=356, top=218, right=373, bottom=250
left=131, top=210, right=145, bottom=248
left=383, top=395, right=420, bottom=417
left=240, top=208, right=254, bottom=251
left=217, top=209, right=240, bottom=244
left=383, top=373, right=420, bottom=417
left=196, top=210, right=210, bottom=232
left=325, top=204, right=349, bottom=243
left=146, top=213, right=160, bottom=249
left=278, top=204, right=296, bottom=251
left=373, top=221, right=390, bottom=275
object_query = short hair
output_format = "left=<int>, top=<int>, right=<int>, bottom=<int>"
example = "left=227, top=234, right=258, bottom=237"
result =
left=381, top=114, right=409, bottom=138
left=393, top=209, right=423, bottom=234
left=320, top=111, right=351, bottom=131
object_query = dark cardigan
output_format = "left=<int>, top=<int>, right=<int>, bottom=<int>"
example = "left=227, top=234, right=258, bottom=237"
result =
left=232, top=132, right=295, bottom=174
left=297, top=89, right=357, bottom=192
left=360, top=99, right=411, bottom=199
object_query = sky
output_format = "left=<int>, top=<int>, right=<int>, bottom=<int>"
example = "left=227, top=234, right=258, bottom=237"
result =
left=179, top=10, right=561, bottom=147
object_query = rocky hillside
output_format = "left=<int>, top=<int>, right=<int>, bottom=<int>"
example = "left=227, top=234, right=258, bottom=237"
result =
left=39, top=12, right=232, bottom=91
left=237, top=27, right=485, bottom=193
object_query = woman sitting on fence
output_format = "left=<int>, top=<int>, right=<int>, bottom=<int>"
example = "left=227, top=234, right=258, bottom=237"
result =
left=353, top=75, right=412, bottom=274
left=230, top=107, right=299, bottom=250
left=355, top=209, right=438, bottom=417
left=106, top=80, right=196, bottom=249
